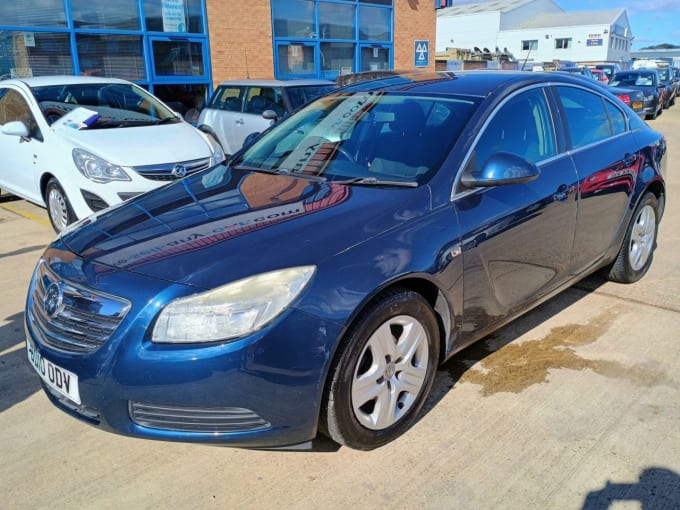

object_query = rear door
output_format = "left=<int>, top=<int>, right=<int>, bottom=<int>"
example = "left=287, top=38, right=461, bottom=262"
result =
left=553, top=85, right=640, bottom=274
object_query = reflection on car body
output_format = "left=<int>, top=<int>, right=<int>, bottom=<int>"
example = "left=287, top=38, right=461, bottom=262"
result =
left=25, top=71, right=666, bottom=451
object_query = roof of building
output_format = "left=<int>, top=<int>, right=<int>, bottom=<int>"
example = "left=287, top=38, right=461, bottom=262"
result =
left=437, top=0, right=538, bottom=17
left=515, top=9, right=625, bottom=29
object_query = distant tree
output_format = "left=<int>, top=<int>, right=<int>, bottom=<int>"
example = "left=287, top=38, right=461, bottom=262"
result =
left=640, top=43, right=680, bottom=50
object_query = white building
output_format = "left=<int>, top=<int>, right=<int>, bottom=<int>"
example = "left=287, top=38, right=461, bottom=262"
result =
left=436, top=0, right=633, bottom=68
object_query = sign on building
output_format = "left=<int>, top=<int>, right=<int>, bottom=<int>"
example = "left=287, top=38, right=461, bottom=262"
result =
left=414, top=40, right=429, bottom=68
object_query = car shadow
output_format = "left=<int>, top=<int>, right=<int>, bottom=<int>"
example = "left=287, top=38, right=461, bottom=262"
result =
left=0, top=311, right=42, bottom=413
left=582, top=467, right=680, bottom=509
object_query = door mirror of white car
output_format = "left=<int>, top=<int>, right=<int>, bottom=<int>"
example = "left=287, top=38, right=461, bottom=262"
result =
left=1, top=120, right=30, bottom=138
left=262, top=109, right=279, bottom=121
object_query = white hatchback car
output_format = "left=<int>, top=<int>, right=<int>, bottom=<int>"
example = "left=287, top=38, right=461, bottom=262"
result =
left=0, top=76, right=224, bottom=232
left=197, top=79, right=335, bottom=156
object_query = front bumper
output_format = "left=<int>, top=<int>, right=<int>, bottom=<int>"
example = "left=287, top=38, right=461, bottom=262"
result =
left=24, top=258, right=343, bottom=448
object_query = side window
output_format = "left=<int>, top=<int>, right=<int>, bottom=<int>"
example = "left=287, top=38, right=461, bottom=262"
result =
left=208, top=86, right=243, bottom=112
left=0, top=88, right=42, bottom=141
left=245, top=86, right=285, bottom=116
left=556, top=86, right=611, bottom=149
left=604, top=100, right=627, bottom=136
left=472, top=87, right=556, bottom=170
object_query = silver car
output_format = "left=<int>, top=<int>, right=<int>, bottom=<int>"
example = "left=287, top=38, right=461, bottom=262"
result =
left=197, top=79, right=335, bottom=156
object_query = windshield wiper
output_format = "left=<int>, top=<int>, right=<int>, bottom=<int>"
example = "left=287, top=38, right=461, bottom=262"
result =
left=232, top=165, right=326, bottom=181
left=333, top=176, right=418, bottom=187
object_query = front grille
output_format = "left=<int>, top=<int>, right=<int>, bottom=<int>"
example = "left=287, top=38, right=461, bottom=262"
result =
left=133, top=157, right=212, bottom=181
left=129, top=402, right=271, bottom=433
left=28, top=260, right=130, bottom=353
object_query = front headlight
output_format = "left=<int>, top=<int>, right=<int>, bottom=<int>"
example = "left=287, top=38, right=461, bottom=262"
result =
left=207, top=136, right=226, bottom=165
left=152, top=266, right=316, bottom=343
left=73, top=148, right=130, bottom=183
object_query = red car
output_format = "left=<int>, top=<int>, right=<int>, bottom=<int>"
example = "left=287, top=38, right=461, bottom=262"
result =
left=590, top=68, right=610, bottom=83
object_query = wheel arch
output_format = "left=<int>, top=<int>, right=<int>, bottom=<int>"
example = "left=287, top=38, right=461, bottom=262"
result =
left=39, top=172, right=57, bottom=202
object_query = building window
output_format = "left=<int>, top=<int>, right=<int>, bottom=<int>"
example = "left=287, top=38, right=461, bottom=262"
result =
left=555, top=38, right=571, bottom=50
left=319, top=2, right=354, bottom=39
left=521, top=40, right=538, bottom=51
left=272, top=0, right=315, bottom=38
left=77, top=34, right=145, bottom=80
left=359, top=5, right=391, bottom=41
left=71, top=0, right=140, bottom=30
left=321, top=42, right=355, bottom=75
left=144, top=0, right=205, bottom=33
left=272, top=0, right=393, bottom=79
left=151, top=39, right=204, bottom=77
left=0, top=31, right=73, bottom=78
left=276, top=43, right=316, bottom=76
left=0, top=0, right=67, bottom=27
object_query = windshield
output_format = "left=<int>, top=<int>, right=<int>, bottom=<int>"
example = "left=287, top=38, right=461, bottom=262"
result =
left=231, top=92, right=479, bottom=184
left=31, top=82, right=179, bottom=128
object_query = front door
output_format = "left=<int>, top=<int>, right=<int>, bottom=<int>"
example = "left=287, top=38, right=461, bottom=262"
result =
left=454, top=86, right=579, bottom=339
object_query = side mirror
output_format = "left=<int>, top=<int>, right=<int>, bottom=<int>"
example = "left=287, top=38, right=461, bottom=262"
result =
left=262, top=109, right=279, bottom=121
left=1, top=120, right=30, bottom=138
left=461, top=151, right=540, bottom=188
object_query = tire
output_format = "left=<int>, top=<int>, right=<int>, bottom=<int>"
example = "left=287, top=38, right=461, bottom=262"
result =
left=45, top=178, right=76, bottom=233
left=607, top=192, right=658, bottom=283
left=321, top=289, right=440, bottom=450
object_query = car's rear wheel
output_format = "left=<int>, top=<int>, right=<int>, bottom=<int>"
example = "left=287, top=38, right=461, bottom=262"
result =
left=321, top=289, right=440, bottom=450
left=45, top=178, right=76, bottom=233
left=607, top=192, right=658, bottom=283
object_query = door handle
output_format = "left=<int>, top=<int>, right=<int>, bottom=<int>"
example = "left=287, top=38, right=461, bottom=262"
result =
left=622, top=153, right=637, bottom=167
left=235, top=118, right=244, bottom=125
left=553, top=184, right=570, bottom=202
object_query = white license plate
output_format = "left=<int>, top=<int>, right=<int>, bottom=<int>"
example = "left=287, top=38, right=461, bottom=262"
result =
left=26, top=339, right=81, bottom=404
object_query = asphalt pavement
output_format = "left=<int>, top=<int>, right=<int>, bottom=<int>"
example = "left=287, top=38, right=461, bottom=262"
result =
left=1, top=106, right=679, bottom=510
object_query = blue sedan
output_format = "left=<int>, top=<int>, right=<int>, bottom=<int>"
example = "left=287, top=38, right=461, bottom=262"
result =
left=25, top=71, right=667, bottom=450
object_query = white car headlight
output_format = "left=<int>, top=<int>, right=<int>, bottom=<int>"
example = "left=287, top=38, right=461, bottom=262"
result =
left=152, top=266, right=316, bottom=343
left=207, top=135, right=226, bottom=165
left=73, top=148, right=130, bottom=183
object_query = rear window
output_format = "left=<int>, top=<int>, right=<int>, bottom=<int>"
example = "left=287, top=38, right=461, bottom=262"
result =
left=611, top=73, right=655, bottom=87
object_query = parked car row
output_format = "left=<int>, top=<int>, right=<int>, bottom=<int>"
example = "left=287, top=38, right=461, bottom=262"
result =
left=610, top=68, right=676, bottom=120
left=23, top=70, right=666, bottom=450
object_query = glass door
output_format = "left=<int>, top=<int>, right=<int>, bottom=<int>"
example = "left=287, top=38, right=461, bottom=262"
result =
left=275, top=42, right=317, bottom=79
left=359, top=44, right=390, bottom=72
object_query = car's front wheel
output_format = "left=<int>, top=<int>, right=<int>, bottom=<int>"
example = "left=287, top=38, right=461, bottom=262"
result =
left=321, top=289, right=440, bottom=450
left=607, top=192, right=659, bottom=283
left=45, top=178, right=76, bottom=233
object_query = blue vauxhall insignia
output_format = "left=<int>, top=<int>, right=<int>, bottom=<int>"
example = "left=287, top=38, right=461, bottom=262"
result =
left=25, top=71, right=667, bottom=450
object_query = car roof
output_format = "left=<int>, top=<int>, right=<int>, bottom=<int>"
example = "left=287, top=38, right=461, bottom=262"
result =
left=335, top=70, right=597, bottom=97
left=2, top=75, right=133, bottom=87
left=215, top=79, right=334, bottom=87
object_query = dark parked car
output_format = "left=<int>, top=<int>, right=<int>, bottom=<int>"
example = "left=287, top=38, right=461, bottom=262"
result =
left=656, top=66, right=677, bottom=107
left=25, top=71, right=666, bottom=451
left=610, top=69, right=667, bottom=119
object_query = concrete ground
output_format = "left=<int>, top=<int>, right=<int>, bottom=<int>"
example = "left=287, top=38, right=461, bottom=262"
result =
left=1, top=106, right=679, bottom=510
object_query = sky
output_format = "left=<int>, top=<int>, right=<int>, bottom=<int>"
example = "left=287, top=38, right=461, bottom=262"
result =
left=455, top=0, right=680, bottom=50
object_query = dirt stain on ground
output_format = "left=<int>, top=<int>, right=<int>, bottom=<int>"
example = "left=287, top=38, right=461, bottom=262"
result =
left=447, top=307, right=675, bottom=396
